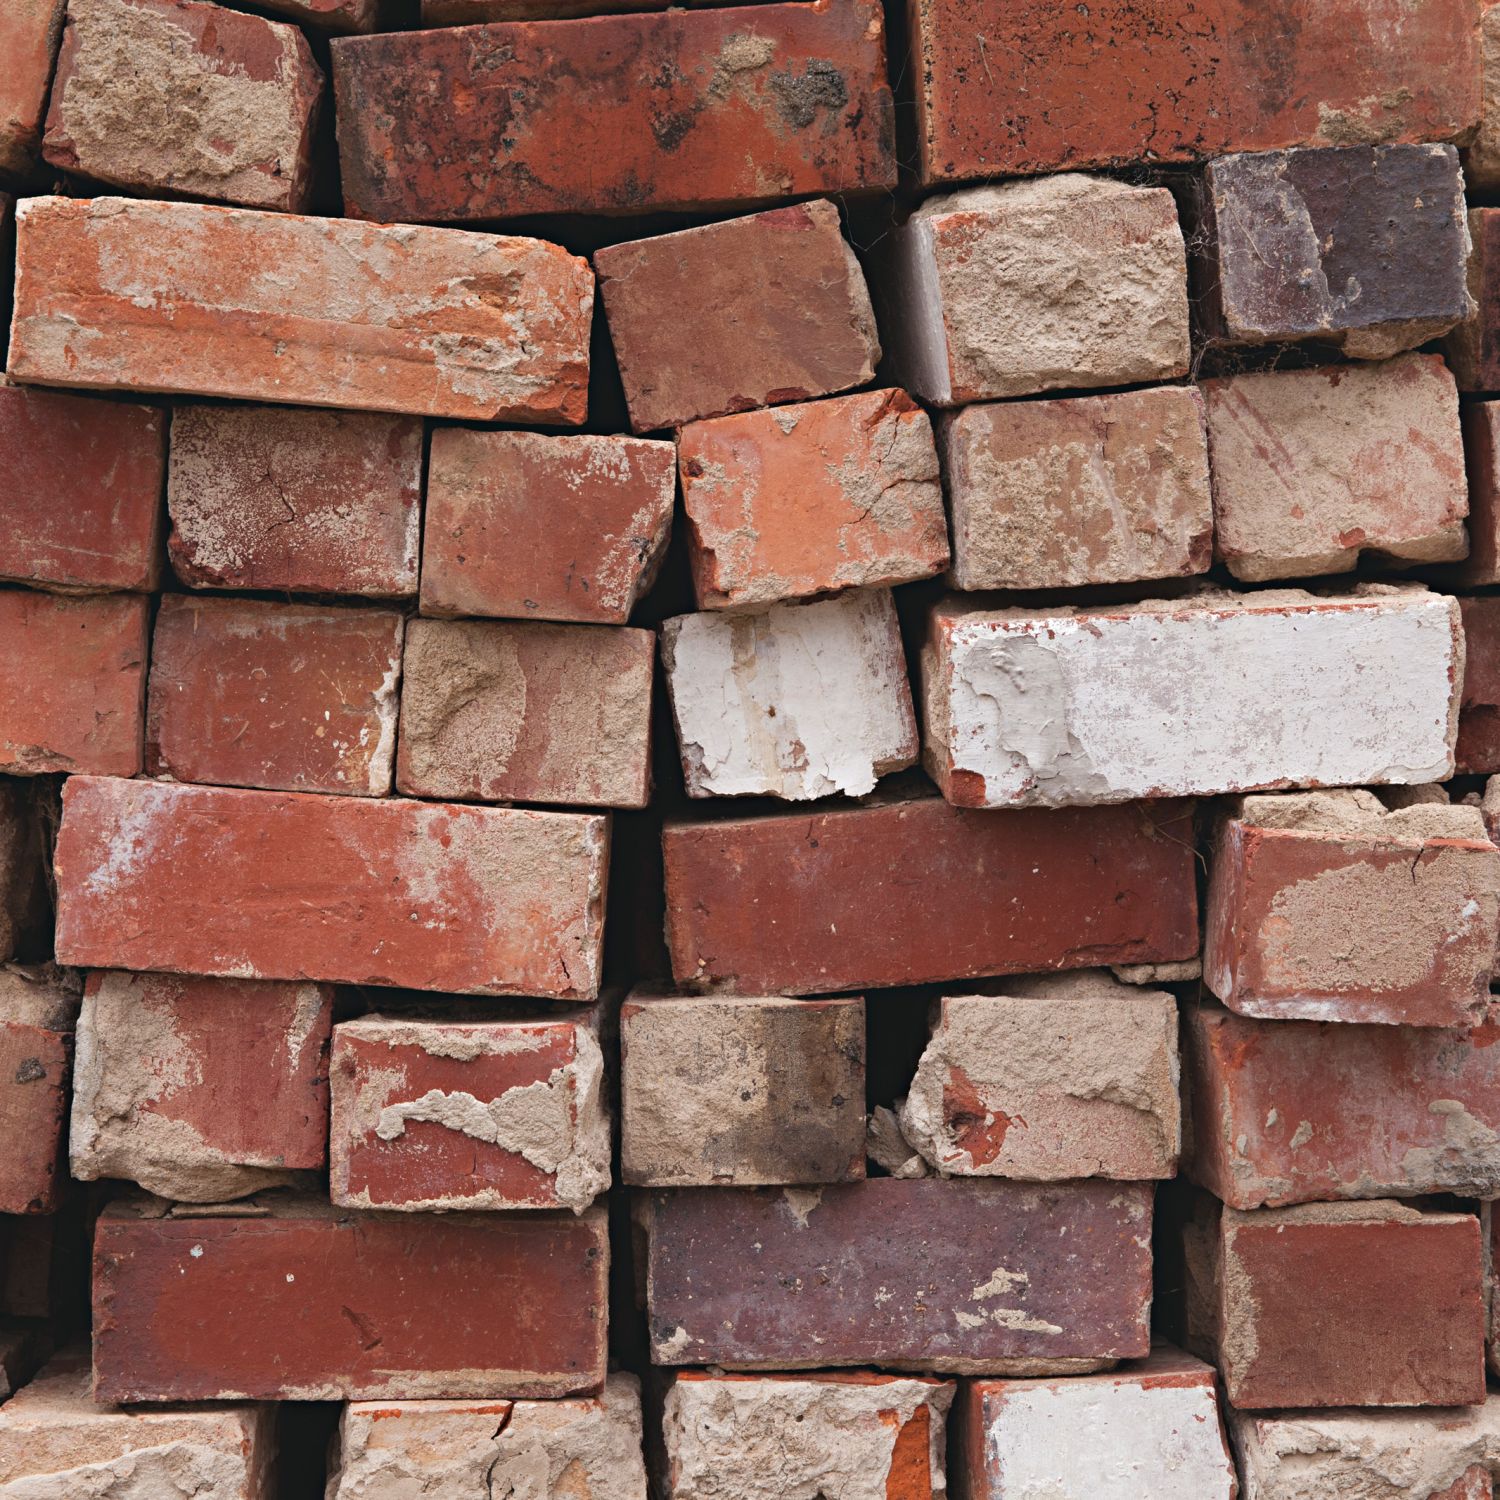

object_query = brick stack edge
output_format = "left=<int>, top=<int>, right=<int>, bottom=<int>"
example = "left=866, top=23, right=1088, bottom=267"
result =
left=9, top=0, right=1500, bottom=1495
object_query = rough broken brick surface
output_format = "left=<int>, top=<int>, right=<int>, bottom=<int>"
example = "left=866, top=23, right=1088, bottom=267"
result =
left=0, top=1, right=65, bottom=179
left=0, top=784, right=49, bottom=965
left=167, top=404, right=422, bottom=598
left=1202, top=790, right=1500, bottom=1026
left=1460, top=596, right=1500, bottom=772
left=1202, top=355, right=1468, bottom=581
left=661, top=1372, right=953, bottom=1500
left=0, top=965, right=78, bottom=1216
left=328, top=1374, right=648, bottom=1500
left=953, top=1344, right=1237, bottom=1500
left=873, top=176, right=1190, bottom=406
left=921, top=587, right=1461, bottom=808
left=92, top=1195, right=609, bottom=1402
left=1448, top=208, right=1500, bottom=392
left=642, top=1177, right=1153, bottom=1372
left=1183, top=1000, right=1500, bottom=1209
left=595, top=200, right=880, bottom=433
left=620, top=991, right=865, bottom=1187
left=662, top=589, right=917, bottom=800
left=1193, top=145, right=1472, bottom=357
left=332, top=1, right=895, bottom=223
left=898, top=971, right=1179, bottom=1182
left=69, top=971, right=333, bottom=1204
left=1181, top=1196, right=1486, bottom=1409
left=42, top=0, right=324, bottom=212
left=0, top=382, right=165, bottom=593
left=0, top=1352, right=274, bottom=1498
left=909, top=0, right=1480, bottom=185
left=146, top=595, right=405, bottom=797
left=420, top=429, right=675, bottom=625
left=0, top=589, right=149, bottom=778
left=53, top=777, right=609, bottom=1000
left=396, top=618, right=654, bottom=809
left=663, top=791, right=1198, bottom=994
left=1470, top=2, right=1500, bottom=190
left=678, top=389, right=948, bottom=609
left=939, top=386, right=1213, bottom=591
left=329, top=1013, right=611, bottom=1213
left=8, top=196, right=593, bottom=423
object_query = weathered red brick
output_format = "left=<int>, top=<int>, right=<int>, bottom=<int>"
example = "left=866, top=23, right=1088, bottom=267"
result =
left=678, top=389, right=947, bottom=609
left=0, top=966, right=78, bottom=1216
left=69, top=971, right=333, bottom=1203
left=1184, top=1000, right=1500, bottom=1209
left=1458, top=402, right=1500, bottom=587
left=1448, top=208, right=1500, bottom=392
left=0, top=782, right=51, bottom=964
left=641, top=1178, right=1153, bottom=1372
left=663, top=790, right=1197, bottom=994
left=0, top=1, right=65, bottom=179
left=1181, top=1195, right=1485, bottom=1409
left=259, top=0, right=387, bottom=29
left=332, top=1, right=895, bottom=222
left=330, top=1013, right=611, bottom=1213
left=422, top=0, right=780, bottom=19
left=54, top=777, right=609, bottom=1000
left=1203, top=791, right=1500, bottom=1026
left=910, top=0, right=1480, bottom=186
left=421, top=429, right=674, bottom=625
left=93, top=1194, right=608, bottom=1401
left=396, top=619, right=654, bottom=809
left=595, top=200, right=879, bottom=433
left=42, top=0, right=324, bottom=212
left=1460, top=596, right=1500, bottom=772
left=168, top=404, right=421, bottom=598
left=0, top=589, right=148, bottom=778
left=9, top=196, right=593, bottom=423
left=1470, top=0, right=1500, bottom=190
left=0, top=383, right=165, bottom=593
left=146, top=595, right=404, bottom=797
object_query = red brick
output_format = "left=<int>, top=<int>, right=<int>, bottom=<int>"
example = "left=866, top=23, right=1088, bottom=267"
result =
left=1458, top=402, right=1500, bottom=587
left=0, top=782, right=50, bottom=963
left=93, top=1194, right=608, bottom=1401
left=1184, top=1000, right=1500, bottom=1210
left=910, top=0, right=1480, bottom=186
left=167, top=404, right=421, bottom=598
left=146, top=595, right=404, bottom=797
left=0, top=590, right=148, bottom=778
left=663, top=790, right=1197, bottom=994
left=595, top=200, right=880, bottom=433
left=330, top=1013, right=611, bottom=1213
left=69, top=971, right=333, bottom=1203
left=0, top=383, right=165, bottom=593
left=331, top=1, right=895, bottom=223
left=641, top=1178, right=1153, bottom=1372
left=1461, top=597, right=1500, bottom=772
left=259, top=0, right=387, bottom=29
left=421, top=429, right=674, bottom=625
left=1203, top=791, right=1500, bottom=1026
left=54, top=777, right=609, bottom=1000
left=0, top=1, right=65, bottom=179
left=1448, top=208, right=1500, bottom=393
left=396, top=619, right=654, bottom=809
left=422, top=0, right=780, bottom=19
left=0, top=966, right=78, bottom=1216
left=678, top=389, right=948, bottom=609
left=42, top=0, right=324, bottom=212
left=1471, top=0, right=1500, bottom=190
left=9, top=196, right=593, bottom=423
left=1181, top=1196, right=1485, bottom=1409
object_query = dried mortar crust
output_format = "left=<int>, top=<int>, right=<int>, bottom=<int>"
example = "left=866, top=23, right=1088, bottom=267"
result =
left=0, top=964, right=80, bottom=1034
left=662, top=1373, right=953, bottom=1500
left=329, top=1373, right=648, bottom=1499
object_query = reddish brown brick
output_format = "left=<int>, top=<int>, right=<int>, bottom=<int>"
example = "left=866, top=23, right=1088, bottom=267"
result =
left=1458, top=402, right=1500, bottom=587
left=1184, top=1001, right=1500, bottom=1210
left=54, top=777, right=609, bottom=1000
left=1470, top=0, right=1500, bottom=190
left=1448, top=208, right=1500, bottom=393
left=0, top=590, right=148, bottom=778
left=1461, top=597, right=1500, bottom=772
left=421, top=430, right=674, bottom=625
left=146, top=595, right=404, bottom=797
left=93, top=1194, right=609, bottom=1401
left=0, top=384, right=165, bottom=593
left=595, top=201, right=880, bottom=434
left=42, top=0, right=324, bottom=212
left=168, top=404, right=421, bottom=598
left=663, top=791, right=1197, bottom=995
left=641, top=1178, right=1153, bottom=1372
left=396, top=619, right=654, bottom=810
left=259, top=0, right=387, bottom=28
left=910, top=0, right=1480, bottom=186
left=1181, top=1196, right=1485, bottom=1409
left=331, top=1, right=895, bottom=222
left=0, top=966, right=78, bottom=1216
left=69, top=971, right=333, bottom=1203
left=0, top=1, right=65, bottom=179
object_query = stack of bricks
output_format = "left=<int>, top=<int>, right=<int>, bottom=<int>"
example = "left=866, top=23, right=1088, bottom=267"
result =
left=6, top=0, right=1500, bottom=1495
